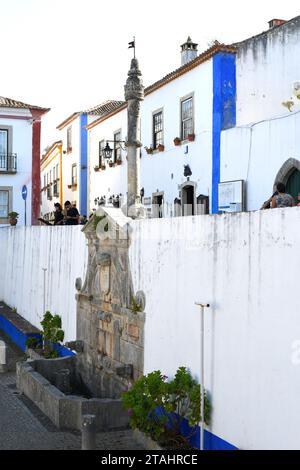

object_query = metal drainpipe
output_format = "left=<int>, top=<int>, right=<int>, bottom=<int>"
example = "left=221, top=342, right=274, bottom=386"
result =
left=195, top=302, right=210, bottom=451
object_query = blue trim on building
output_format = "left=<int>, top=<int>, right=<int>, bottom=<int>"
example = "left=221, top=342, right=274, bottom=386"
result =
left=156, top=408, right=237, bottom=450
left=79, top=113, right=88, bottom=216
left=0, top=314, right=74, bottom=357
left=212, top=52, right=236, bottom=214
left=0, top=314, right=41, bottom=352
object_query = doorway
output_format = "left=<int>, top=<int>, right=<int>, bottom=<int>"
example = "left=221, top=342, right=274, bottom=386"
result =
left=286, top=169, right=300, bottom=204
left=152, top=192, right=164, bottom=218
left=181, top=184, right=195, bottom=216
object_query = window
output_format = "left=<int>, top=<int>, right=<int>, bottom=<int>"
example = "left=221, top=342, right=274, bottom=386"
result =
left=0, top=190, right=9, bottom=218
left=72, top=164, right=77, bottom=186
left=181, top=96, right=194, bottom=140
left=113, top=131, right=122, bottom=163
left=153, top=111, right=163, bottom=149
left=99, top=140, right=105, bottom=167
left=67, top=127, right=72, bottom=152
left=0, top=130, right=8, bottom=155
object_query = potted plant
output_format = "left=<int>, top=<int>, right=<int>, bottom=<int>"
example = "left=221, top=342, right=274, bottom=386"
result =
left=109, top=161, right=114, bottom=168
left=145, top=146, right=153, bottom=155
left=157, top=144, right=165, bottom=152
left=101, top=165, right=106, bottom=170
left=67, top=184, right=72, bottom=189
left=173, top=137, right=181, bottom=146
left=8, top=212, right=19, bottom=226
left=116, top=158, right=122, bottom=165
left=94, top=165, right=100, bottom=172
left=188, top=133, right=195, bottom=142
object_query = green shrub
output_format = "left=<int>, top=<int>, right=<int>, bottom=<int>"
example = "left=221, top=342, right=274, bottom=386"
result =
left=122, top=366, right=211, bottom=443
left=25, top=337, right=41, bottom=350
left=40, top=311, right=64, bottom=358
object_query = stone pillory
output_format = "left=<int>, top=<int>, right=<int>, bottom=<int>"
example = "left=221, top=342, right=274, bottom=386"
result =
left=124, top=58, right=145, bottom=218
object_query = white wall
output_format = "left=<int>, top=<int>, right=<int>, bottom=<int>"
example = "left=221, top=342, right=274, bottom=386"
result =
left=129, top=208, right=300, bottom=450
left=236, top=17, right=300, bottom=125
left=0, top=109, right=33, bottom=225
left=0, top=226, right=87, bottom=342
left=221, top=110, right=300, bottom=210
left=3, top=207, right=300, bottom=448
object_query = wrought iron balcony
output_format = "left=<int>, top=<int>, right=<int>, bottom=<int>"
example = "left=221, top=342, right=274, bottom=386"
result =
left=0, top=154, right=17, bottom=173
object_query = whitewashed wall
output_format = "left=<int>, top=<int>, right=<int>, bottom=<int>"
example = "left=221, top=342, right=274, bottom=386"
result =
left=221, top=110, right=300, bottom=210
left=129, top=208, right=300, bottom=450
left=0, top=226, right=87, bottom=341
left=236, top=17, right=300, bottom=125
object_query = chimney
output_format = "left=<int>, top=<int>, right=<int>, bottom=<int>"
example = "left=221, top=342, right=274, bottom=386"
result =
left=180, top=37, right=198, bottom=66
left=268, top=19, right=286, bottom=29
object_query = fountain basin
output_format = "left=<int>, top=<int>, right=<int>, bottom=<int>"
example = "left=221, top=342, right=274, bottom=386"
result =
left=16, top=357, right=129, bottom=431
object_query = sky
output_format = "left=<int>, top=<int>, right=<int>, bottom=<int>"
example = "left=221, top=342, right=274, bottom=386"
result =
left=1, top=0, right=299, bottom=149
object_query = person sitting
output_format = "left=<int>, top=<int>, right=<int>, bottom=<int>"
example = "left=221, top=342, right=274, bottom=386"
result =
left=64, top=201, right=80, bottom=225
left=53, top=203, right=64, bottom=225
left=271, top=183, right=295, bottom=208
left=261, top=192, right=278, bottom=210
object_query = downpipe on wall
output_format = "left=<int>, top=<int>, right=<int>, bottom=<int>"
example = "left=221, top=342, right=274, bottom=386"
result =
left=195, top=302, right=210, bottom=451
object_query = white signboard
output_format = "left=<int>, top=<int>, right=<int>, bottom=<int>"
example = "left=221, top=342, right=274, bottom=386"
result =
left=218, top=180, right=244, bottom=213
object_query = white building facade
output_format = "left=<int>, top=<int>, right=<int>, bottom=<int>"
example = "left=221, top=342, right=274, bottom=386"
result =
left=0, top=97, right=49, bottom=226
left=220, top=15, right=300, bottom=210
left=87, top=41, right=237, bottom=216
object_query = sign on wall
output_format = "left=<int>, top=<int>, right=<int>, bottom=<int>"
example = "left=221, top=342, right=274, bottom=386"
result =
left=218, top=180, right=244, bottom=213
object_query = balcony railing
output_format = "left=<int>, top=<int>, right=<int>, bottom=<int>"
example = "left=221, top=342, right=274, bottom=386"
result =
left=0, top=154, right=17, bottom=172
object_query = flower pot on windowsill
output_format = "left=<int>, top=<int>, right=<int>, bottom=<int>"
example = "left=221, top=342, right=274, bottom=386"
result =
left=8, top=212, right=19, bottom=227
left=157, top=144, right=165, bottom=152
left=116, top=159, right=122, bottom=165
left=109, top=162, right=114, bottom=168
left=67, top=185, right=72, bottom=189
left=145, top=147, right=153, bottom=155
left=101, top=165, right=106, bottom=170
left=173, top=137, right=182, bottom=146
left=187, top=133, right=195, bottom=142
left=94, top=166, right=100, bottom=172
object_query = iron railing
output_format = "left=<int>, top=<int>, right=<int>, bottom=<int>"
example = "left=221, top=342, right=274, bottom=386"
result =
left=0, top=153, right=17, bottom=172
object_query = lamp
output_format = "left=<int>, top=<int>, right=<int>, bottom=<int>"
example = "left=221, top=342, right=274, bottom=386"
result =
left=101, top=140, right=126, bottom=162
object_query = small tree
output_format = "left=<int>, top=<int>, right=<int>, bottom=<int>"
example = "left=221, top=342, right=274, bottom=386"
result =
left=40, top=311, right=64, bottom=358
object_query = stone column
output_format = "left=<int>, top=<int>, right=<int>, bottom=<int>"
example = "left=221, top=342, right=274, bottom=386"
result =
left=124, top=58, right=145, bottom=219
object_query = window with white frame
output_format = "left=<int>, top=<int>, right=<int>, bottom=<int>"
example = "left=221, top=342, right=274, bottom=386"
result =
left=181, top=96, right=194, bottom=140
left=99, top=140, right=105, bottom=167
left=67, top=126, right=72, bottom=152
left=153, top=111, right=163, bottom=149
left=72, top=164, right=77, bottom=185
left=0, top=190, right=9, bottom=218
left=113, top=131, right=122, bottom=163
left=0, top=130, right=8, bottom=155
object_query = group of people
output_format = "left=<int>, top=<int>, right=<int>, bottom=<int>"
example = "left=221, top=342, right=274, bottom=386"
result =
left=261, top=183, right=300, bottom=209
left=39, top=201, right=87, bottom=226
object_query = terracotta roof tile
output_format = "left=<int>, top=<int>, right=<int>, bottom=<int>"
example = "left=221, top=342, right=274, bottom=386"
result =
left=84, top=100, right=125, bottom=116
left=0, top=96, right=50, bottom=112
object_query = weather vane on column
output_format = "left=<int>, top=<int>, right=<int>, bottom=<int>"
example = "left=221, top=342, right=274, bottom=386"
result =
left=128, top=37, right=136, bottom=58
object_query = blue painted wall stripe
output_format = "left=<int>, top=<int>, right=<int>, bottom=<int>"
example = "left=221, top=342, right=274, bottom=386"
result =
left=79, top=113, right=88, bottom=216
left=0, top=314, right=74, bottom=357
left=0, top=314, right=41, bottom=352
left=212, top=53, right=236, bottom=214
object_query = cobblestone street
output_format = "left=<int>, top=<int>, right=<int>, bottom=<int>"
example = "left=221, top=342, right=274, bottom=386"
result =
left=0, top=332, right=143, bottom=450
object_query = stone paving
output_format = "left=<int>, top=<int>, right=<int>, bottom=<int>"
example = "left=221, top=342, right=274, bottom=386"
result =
left=0, top=331, right=144, bottom=450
